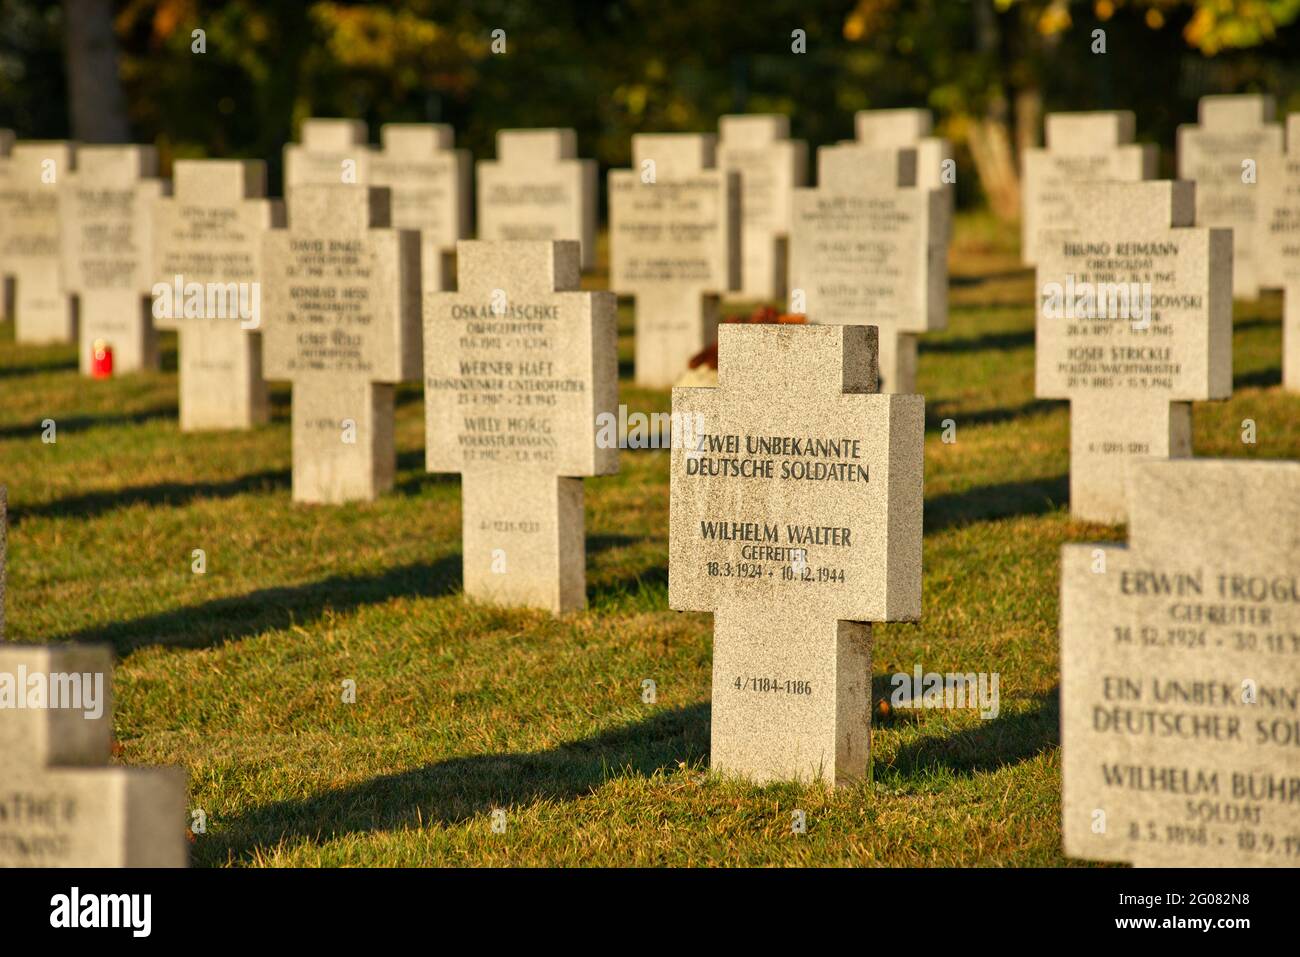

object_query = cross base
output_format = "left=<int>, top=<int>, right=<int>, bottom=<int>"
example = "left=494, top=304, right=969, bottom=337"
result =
left=79, top=292, right=158, bottom=374
left=291, top=380, right=395, bottom=504
left=633, top=287, right=719, bottom=388
left=13, top=266, right=74, bottom=345
left=1070, top=396, right=1191, bottom=524
left=177, top=323, right=269, bottom=431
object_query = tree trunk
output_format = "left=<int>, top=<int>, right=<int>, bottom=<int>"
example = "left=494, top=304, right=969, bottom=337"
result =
left=63, top=0, right=130, bottom=143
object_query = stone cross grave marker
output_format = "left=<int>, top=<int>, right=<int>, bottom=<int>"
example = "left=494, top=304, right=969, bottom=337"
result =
left=61, top=145, right=167, bottom=374
left=477, top=128, right=597, bottom=270
left=425, top=240, right=617, bottom=614
left=669, top=323, right=923, bottom=785
left=370, top=123, right=470, bottom=293
left=0, top=643, right=188, bottom=867
left=152, top=160, right=284, bottom=430
left=1257, top=114, right=1300, bottom=392
left=1062, top=458, right=1300, bottom=867
left=1178, top=94, right=1284, bottom=299
left=609, top=133, right=739, bottom=388
left=0, top=141, right=77, bottom=344
left=852, top=108, right=954, bottom=245
left=262, top=185, right=421, bottom=504
left=789, top=143, right=948, bottom=394
left=283, top=118, right=370, bottom=196
left=1035, top=180, right=1232, bottom=525
left=1022, top=111, right=1157, bottom=266
left=717, top=114, right=807, bottom=301
left=0, top=130, right=11, bottom=324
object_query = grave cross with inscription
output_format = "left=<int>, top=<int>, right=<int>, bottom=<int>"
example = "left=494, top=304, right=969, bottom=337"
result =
left=477, top=128, right=597, bottom=270
left=609, top=133, right=739, bottom=388
left=669, top=323, right=923, bottom=785
left=262, top=185, right=421, bottom=504
left=717, top=114, right=807, bottom=301
left=425, top=240, right=618, bottom=614
left=851, top=108, right=954, bottom=245
left=1258, top=114, right=1300, bottom=392
left=283, top=118, right=371, bottom=197
left=152, top=160, right=284, bottom=430
left=789, top=143, right=948, bottom=394
left=61, top=145, right=167, bottom=374
left=0, top=141, right=77, bottom=344
left=370, top=123, right=471, bottom=293
left=1035, top=180, right=1232, bottom=525
left=1021, top=111, right=1156, bottom=266
left=1178, top=94, right=1284, bottom=299
left=1062, top=458, right=1300, bottom=867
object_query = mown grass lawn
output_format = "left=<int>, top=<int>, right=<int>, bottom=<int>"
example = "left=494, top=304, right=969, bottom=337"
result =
left=2, top=212, right=1296, bottom=866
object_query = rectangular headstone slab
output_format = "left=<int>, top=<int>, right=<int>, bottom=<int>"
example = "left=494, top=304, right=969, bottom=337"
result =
left=425, top=240, right=618, bottom=613
left=1178, top=94, right=1284, bottom=298
left=1062, top=459, right=1300, bottom=867
left=284, top=118, right=370, bottom=196
left=262, top=185, right=421, bottom=503
left=0, top=142, right=77, bottom=343
left=61, top=145, right=166, bottom=374
left=477, top=128, right=597, bottom=270
left=789, top=143, right=947, bottom=393
left=853, top=108, right=954, bottom=244
left=1036, top=180, right=1232, bottom=524
left=609, top=133, right=740, bottom=387
left=152, top=160, right=284, bottom=430
left=0, top=485, right=5, bottom=639
left=1256, top=114, right=1300, bottom=391
left=1021, top=111, right=1157, bottom=265
left=370, top=123, right=470, bottom=293
left=0, top=130, right=11, bottom=324
left=717, top=114, right=807, bottom=300
left=669, top=323, right=923, bottom=784
left=0, top=644, right=187, bottom=867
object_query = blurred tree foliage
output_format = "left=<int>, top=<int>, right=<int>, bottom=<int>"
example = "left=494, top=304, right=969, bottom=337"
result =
left=1, top=0, right=1298, bottom=217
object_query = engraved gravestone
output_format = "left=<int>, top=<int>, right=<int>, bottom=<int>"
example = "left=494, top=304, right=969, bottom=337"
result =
left=1257, top=114, right=1300, bottom=392
left=262, top=185, right=421, bottom=504
left=284, top=118, right=370, bottom=196
left=1178, top=94, right=1284, bottom=299
left=1062, top=458, right=1300, bottom=867
left=61, top=145, right=167, bottom=374
left=152, top=160, right=284, bottom=430
left=717, top=114, right=807, bottom=301
left=609, top=133, right=740, bottom=388
left=852, top=108, right=954, bottom=245
left=789, top=143, right=947, bottom=393
left=0, top=130, right=11, bottom=324
left=1021, top=111, right=1157, bottom=266
left=370, top=123, right=470, bottom=293
left=0, top=141, right=77, bottom=344
left=1035, top=180, right=1232, bottom=524
left=477, top=129, right=596, bottom=270
left=669, top=323, right=923, bottom=784
left=425, top=240, right=617, bottom=614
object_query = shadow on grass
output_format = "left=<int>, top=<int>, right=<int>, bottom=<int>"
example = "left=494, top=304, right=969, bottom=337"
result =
left=1234, top=366, right=1281, bottom=390
left=925, top=475, right=1068, bottom=534
left=55, top=555, right=463, bottom=654
left=877, top=687, right=1058, bottom=779
left=949, top=268, right=1034, bottom=288
left=921, top=328, right=1034, bottom=355
left=0, top=355, right=79, bottom=379
left=925, top=398, right=1057, bottom=431
left=11, top=468, right=291, bottom=524
left=0, top=404, right=177, bottom=441
left=204, top=702, right=710, bottom=863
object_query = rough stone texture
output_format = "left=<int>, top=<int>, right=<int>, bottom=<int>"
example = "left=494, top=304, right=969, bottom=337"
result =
left=0, top=142, right=77, bottom=344
left=0, top=130, right=11, bottom=325
left=0, top=643, right=188, bottom=867
left=1036, top=180, right=1232, bottom=524
left=789, top=143, right=947, bottom=394
left=852, top=108, right=954, bottom=245
left=669, top=324, right=923, bottom=785
left=717, top=114, right=807, bottom=301
left=152, top=160, right=284, bottom=430
left=371, top=123, right=471, bottom=293
left=1061, top=458, right=1300, bottom=867
left=262, top=185, right=421, bottom=504
left=283, top=118, right=370, bottom=196
left=1021, top=111, right=1157, bottom=265
left=477, top=129, right=597, bottom=270
left=61, top=145, right=166, bottom=374
left=425, top=240, right=618, bottom=614
left=1178, top=94, right=1284, bottom=299
left=609, top=133, right=740, bottom=388
left=1256, top=113, right=1300, bottom=392
left=0, top=485, right=5, bottom=639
